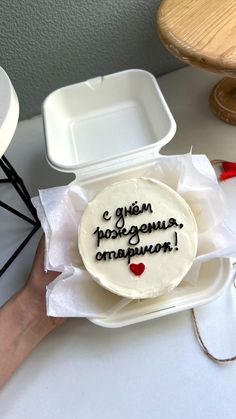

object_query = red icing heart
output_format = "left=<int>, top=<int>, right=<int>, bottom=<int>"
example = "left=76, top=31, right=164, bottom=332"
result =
left=130, top=263, right=145, bottom=276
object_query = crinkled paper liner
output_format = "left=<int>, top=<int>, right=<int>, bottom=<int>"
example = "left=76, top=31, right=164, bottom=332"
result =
left=32, top=154, right=236, bottom=319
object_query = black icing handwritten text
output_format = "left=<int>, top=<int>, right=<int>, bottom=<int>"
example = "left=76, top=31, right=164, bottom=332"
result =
left=94, top=218, right=183, bottom=247
left=96, top=240, right=175, bottom=264
left=102, top=210, right=111, bottom=221
left=92, top=201, right=184, bottom=264
left=115, top=201, right=153, bottom=228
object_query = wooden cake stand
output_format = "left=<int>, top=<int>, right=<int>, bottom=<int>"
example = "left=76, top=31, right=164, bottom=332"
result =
left=157, top=0, right=236, bottom=125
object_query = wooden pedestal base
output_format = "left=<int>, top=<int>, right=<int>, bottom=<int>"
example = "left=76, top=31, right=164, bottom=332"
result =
left=209, top=78, right=236, bottom=126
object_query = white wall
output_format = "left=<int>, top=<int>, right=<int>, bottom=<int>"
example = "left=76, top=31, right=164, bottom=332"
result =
left=0, top=0, right=184, bottom=119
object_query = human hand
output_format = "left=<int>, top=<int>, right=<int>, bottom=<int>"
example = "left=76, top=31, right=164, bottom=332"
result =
left=0, top=235, right=66, bottom=388
left=23, top=235, right=65, bottom=328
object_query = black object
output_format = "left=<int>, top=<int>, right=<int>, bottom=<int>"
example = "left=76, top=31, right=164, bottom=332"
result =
left=0, top=155, right=40, bottom=276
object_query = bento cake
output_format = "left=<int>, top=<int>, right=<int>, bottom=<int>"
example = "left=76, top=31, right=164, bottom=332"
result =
left=78, top=178, right=198, bottom=299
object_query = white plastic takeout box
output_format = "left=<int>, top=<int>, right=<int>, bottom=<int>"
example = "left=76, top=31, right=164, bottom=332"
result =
left=43, top=69, right=233, bottom=328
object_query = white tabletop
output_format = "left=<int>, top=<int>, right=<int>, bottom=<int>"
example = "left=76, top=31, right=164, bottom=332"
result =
left=1, top=67, right=236, bottom=419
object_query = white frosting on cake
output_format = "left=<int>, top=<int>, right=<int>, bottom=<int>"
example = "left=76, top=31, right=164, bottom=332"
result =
left=78, top=178, right=198, bottom=299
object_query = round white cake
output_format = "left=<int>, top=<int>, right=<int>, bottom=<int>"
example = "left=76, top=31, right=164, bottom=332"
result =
left=78, top=178, right=198, bottom=299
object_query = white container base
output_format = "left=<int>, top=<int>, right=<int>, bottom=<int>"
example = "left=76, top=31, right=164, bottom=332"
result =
left=90, top=258, right=233, bottom=328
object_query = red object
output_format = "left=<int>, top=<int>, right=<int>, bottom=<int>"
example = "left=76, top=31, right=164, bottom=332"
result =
left=220, top=161, right=236, bottom=181
left=130, top=263, right=145, bottom=276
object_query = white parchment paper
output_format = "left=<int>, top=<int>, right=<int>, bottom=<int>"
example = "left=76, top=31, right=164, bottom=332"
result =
left=32, top=154, right=236, bottom=318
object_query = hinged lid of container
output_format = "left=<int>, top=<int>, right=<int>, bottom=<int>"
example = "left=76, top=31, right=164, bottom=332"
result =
left=42, top=69, right=176, bottom=182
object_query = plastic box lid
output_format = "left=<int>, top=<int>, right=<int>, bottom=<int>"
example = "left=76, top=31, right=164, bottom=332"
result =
left=42, top=69, right=176, bottom=181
